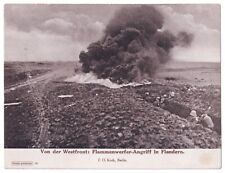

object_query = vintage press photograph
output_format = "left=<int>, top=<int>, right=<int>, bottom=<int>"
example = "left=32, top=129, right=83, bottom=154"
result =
left=4, top=4, right=221, bottom=149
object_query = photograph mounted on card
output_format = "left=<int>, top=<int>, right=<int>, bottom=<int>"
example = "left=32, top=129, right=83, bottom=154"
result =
left=4, top=3, right=221, bottom=169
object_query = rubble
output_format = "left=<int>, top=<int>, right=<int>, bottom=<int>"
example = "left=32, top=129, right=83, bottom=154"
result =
left=4, top=79, right=221, bottom=149
left=44, top=82, right=220, bottom=148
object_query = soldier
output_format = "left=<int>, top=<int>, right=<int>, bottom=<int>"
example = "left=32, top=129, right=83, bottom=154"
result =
left=200, top=114, right=214, bottom=129
left=189, top=110, right=199, bottom=123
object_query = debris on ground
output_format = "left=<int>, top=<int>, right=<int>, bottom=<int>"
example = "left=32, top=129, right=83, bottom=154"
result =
left=4, top=80, right=221, bottom=149
left=58, top=95, right=73, bottom=98
left=169, top=91, right=175, bottom=98
left=10, top=87, right=16, bottom=91
left=4, top=102, right=22, bottom=106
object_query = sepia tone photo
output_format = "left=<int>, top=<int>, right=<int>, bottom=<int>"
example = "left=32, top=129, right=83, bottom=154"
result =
left=4, top=4, right=221, bottom=150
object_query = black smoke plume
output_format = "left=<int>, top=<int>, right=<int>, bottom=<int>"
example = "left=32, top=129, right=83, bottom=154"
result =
left=79, top=5, right=194, bottom=84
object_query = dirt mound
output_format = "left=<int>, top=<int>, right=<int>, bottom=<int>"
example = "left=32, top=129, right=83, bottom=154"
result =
left=45, top=82, right=220, bottom=148
left=4, top=79, right=220, bottom=148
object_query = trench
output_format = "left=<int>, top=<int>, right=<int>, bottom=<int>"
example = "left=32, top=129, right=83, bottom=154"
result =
left=132, top=86, right=221, bottom=135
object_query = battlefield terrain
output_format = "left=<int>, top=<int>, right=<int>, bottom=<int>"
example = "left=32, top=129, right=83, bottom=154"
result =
left=4, top=61, right=221, bottom=148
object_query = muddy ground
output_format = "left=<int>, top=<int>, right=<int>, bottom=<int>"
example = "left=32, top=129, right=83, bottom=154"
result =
left=4, top=61, right=221, bottom=148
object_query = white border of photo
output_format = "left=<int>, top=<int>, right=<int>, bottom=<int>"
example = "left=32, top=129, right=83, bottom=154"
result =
left=0, top=0, right=224, bottom=172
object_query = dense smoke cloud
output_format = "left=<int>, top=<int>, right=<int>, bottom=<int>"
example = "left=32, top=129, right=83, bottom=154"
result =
left=79, top=5, right=193, bottom=84
left=5, top=5, right=219, bottom=62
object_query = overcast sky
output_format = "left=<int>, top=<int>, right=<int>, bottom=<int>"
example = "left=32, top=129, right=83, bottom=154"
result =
left=5, top=4, right=220, bottom=62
